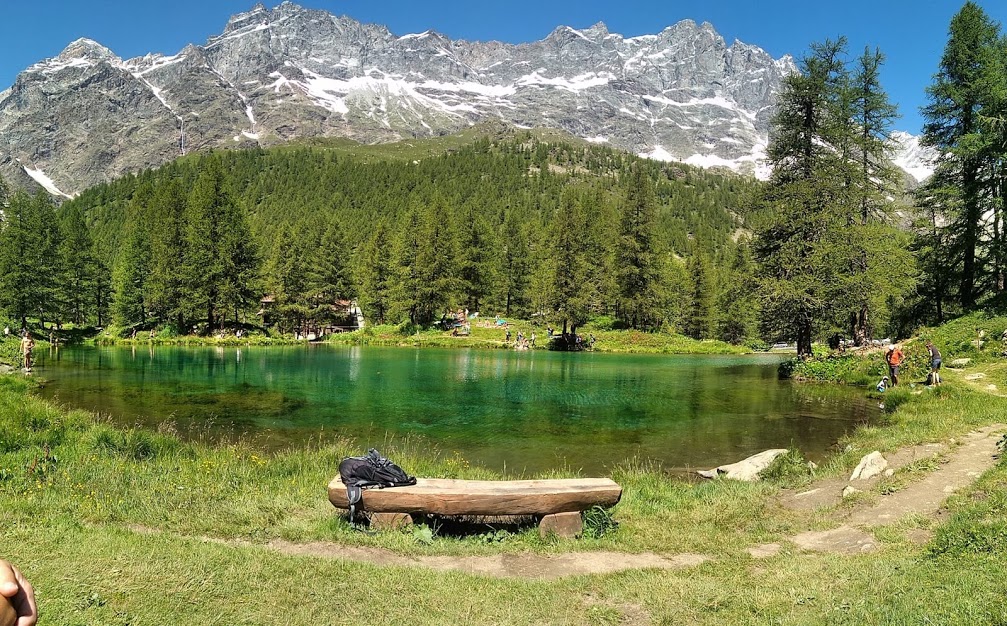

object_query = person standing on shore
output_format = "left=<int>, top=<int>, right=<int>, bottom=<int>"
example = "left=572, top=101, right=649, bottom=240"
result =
left=926, top=341, right=942, bottom=386
left=885, top=343, right=904, bottom=387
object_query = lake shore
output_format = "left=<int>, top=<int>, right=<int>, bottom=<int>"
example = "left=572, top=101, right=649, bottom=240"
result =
left=86, top=323, right=751, bottom=355
left=2, top=355, right=1006, bottom=623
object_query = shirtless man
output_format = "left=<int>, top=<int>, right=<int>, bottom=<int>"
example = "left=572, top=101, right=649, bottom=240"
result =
left=19, top=333, right=34, bottom=373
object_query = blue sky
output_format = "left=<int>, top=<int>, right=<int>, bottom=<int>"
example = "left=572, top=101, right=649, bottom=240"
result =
left=1, top=1, right=1003, bottom=133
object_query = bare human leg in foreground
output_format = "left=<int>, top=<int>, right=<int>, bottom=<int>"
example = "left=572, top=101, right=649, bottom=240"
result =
left=0, top=560, right=36, bottom=626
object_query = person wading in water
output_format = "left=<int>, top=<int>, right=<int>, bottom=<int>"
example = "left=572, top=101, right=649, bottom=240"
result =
left=20, top=332, right=34, bottom=373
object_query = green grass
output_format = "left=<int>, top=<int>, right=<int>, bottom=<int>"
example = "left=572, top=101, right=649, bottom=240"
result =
left=4, top=352, right=1007, bottom=623
left=326, top=322, right=747, bottom=355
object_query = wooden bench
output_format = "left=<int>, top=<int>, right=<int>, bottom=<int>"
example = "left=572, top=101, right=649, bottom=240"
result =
left=328, top=477, right=622, bottom=538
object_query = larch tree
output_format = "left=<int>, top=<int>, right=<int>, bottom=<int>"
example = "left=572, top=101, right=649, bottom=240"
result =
left=920, top=1, right=1002, bottom=311
left=754, top=38, right=851, bottom=356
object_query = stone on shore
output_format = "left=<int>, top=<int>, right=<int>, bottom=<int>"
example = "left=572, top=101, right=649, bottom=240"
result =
left=697, top=449, right=789, bottom=482
left=850, top=451, right=888, bottom=481
left=842, top=485, right=862, bottom=498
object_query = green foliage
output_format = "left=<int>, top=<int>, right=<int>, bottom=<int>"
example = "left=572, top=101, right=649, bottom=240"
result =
left=582, top=505, right=619, bottom=539
left=760, top=449, right=814, bottom=487
left=0, top=192, right=65, bottom=327
left=754, top=38, right=912, bottom=355
left=919, top=1, right=1004, bottom=314
left=63, top=131, right=762, bottom=338
left=781, top=353, right=883, bottom=385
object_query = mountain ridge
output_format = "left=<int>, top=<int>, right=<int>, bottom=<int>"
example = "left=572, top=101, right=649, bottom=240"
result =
left=0, top=2, right=927, bottom=196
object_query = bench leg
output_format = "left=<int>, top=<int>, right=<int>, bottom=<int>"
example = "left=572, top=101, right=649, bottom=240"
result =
left=370, top=512, right=413, bottom=531
left=539, top=512, right=583, bottom=539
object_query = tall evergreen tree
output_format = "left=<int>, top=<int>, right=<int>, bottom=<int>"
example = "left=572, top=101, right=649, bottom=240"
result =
left=717, top=243, right=759, bottom=344
left=543, top=187, right=594, bottom=334
left=456, top=204, right=496, bottom=315
left=920, top=1, right=1002, bottom=310
left=146, top=178, right=188, bottom=330
left=58, top=205, right=99, bottom=326
left=686, top=251, right=715, bottom=340
left=0, top=192, right=57, bottom=328
left=616, top=164, right=665, bottom=329
left=754, top=39, right=850, bottom=356
left=356, top=221, right=392, bottom=324
left=181, top=161, right=257, bottom=330
left=308, top=217, right=353, bottom=305
left=412, top=194, right=459, bottom=325
left=497, top=209, right=531, bottom=317
left=110, top=224, right=150, bottom=328
left=845, top=46, right=907, bottom=344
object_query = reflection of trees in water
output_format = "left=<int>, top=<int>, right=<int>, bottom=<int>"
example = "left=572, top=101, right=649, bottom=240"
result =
left=39, top=347, right=876, bottom=472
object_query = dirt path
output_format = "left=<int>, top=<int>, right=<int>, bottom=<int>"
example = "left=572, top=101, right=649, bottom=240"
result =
left=780, top=424, right=1004, bottom=555
left=139, top=528, right=709, bottom=579
left=265, top=539, right=710, bottom=579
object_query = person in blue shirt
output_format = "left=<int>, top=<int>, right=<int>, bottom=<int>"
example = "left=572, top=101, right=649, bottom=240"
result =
left=926, top=341, right=942, bottom=386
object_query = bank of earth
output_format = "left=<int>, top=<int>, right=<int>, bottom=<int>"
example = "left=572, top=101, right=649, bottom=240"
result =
left=1, top=349, right=1006, bottom=623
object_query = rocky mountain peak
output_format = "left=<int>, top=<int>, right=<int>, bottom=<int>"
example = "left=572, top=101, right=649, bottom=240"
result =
left=0, top=2, right=816, bottom=195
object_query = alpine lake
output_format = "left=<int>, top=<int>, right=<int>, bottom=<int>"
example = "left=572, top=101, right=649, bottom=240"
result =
left=34, top=344, right=877, bottom=476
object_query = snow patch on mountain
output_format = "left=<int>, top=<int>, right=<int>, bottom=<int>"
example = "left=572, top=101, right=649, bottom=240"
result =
left=891, top=131, right=936, bottom=182
left=22, top=164, right=73, bottom=198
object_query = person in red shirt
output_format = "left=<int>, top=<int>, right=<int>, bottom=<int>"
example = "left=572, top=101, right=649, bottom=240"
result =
left=885, top=344, right=905, bottom=387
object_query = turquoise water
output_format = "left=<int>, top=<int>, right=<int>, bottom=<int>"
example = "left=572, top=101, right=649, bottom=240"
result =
left=35, top=345, right=876, bottom=475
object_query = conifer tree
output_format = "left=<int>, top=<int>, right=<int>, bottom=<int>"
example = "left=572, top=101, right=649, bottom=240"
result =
left=718, top=243, right=759, bottom=344
left=543, top=187, right=594, bottom=335
left=497, top=209, right=531, bottom=317
left=111, top=223, right=150, bottom=328
left=456, top=204, right=496, bottom=315
left=616, top=163, right=664, bottom=329
left=686, top=251, right=715, bottom=340
left=412, top=193, right=459, bottom=325
left=308, top=217, right=352, bottom=305
left=754, top=38, right=850, bottom=356
left=921, top=1, right=1002, bottom=310
left=389, top=204, right=424, bottom=325
left=356, top=221, right=392, bottom=324
left=0, top=192, right=55, bottom=328
left=146, top=178, right=188, bottom=330
left=58, top=205, right=99, bottom=325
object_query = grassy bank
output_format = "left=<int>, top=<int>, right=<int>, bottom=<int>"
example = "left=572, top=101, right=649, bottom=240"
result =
left=784, top=312, right=1007, bottom=386
left=2, top=359, right=1007, bottom=622
left=326, top=322, right=748, bottom=355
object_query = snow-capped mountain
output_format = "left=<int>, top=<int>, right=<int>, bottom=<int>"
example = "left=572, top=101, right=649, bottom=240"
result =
left=891, top=131, right=936, bottom=183
left=0, top=2, right=800, bottom=195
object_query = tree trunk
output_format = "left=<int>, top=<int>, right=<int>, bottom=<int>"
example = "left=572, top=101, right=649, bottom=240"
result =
left=796, top=318, right=812, bottom=357
left=961, top=159, right=979, bottom=310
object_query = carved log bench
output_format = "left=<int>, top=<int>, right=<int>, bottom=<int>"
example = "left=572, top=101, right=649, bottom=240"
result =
left=328, top=477, right=622, bottom=538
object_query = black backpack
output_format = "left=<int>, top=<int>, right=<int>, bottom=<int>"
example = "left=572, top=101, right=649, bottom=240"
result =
left=339, top=448, right=417, bottom=522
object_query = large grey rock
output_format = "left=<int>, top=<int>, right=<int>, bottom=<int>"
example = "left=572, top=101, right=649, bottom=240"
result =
left=850, top=451, right=888, bottom=481
left=0, top=2, right=798, bottom=195
left=698, top=448, right=788, bottom=482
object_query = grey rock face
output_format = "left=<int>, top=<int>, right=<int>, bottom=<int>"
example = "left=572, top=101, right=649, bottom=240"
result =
left=0, top=2, right=799, bottom=195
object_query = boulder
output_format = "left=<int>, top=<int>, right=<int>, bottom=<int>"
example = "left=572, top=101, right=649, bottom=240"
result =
left=948, top=358, right=971, bottom=368
left=0, top=364, right=13, bottom=375
left=850, top=451, right=888, bottom=481
left=697, top=449, right=789, bottom=482
left=842, top=485, right=862, bottom=498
